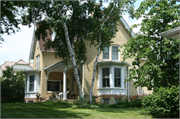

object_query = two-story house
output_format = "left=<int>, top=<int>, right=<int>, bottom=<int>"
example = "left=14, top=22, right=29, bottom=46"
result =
left=24, top=17, right=151, bottom=104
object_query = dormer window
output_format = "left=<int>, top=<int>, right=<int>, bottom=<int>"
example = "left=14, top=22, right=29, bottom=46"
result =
left=103, top=47, right=110, bottom=60
left=112, top=46, right=119, bottom=60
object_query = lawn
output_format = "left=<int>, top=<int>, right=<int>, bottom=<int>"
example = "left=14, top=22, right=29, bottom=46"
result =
left=1, top=101, right=152, bottom=118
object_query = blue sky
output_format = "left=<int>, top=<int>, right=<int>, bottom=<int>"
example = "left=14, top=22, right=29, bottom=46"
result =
left=0, top=0, right=143, bottom=66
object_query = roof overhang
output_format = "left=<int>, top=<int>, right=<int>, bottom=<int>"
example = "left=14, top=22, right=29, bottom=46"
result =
left=159, top=26, right=180, bottom=39
left=120, top=17, right=136, bottom=38
left=23, top=70, right=41, bottom=74
left=29, top=22, right=37, bottom=60
left=97, top=61, right=131, bottom=67
left=44, top=60, right=75, bottom=79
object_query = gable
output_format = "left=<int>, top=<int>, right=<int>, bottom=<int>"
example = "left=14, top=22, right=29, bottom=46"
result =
left=28, top=17, right=134, bottom=60
left=29, top=22, right=55, bottom=60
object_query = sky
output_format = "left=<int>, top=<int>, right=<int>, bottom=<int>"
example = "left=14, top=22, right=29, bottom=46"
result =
left=0, top=0, right=143, bottom=66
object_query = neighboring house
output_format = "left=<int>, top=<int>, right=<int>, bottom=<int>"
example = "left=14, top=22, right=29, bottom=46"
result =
left=24, top=17, right=151, bottom=104
left=0, top=59, right=33, bottom=76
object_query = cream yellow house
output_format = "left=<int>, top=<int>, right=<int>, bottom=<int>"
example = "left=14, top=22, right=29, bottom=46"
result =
left=24, top=17, right=151, bottom=103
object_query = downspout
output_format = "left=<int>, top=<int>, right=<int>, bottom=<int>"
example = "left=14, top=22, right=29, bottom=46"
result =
left=136, top=65, right=139, bottom=95
left=127, top=67, right=129, bottom=102
left=81, top=62, right=85, bottom=96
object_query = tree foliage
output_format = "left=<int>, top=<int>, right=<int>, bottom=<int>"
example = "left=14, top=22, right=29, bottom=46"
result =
left=1, top=66, right=25, bottom=103
left=121, top=0, right=180, bottom=91
left=142, top=86, right=179, bottom=118
left=1, top=1, right=30, bottom=41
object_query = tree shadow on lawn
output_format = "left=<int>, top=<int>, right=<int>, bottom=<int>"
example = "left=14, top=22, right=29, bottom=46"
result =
left=1, top=102, right=90, bottom=118
left=95, top=107, right=150, bottom=116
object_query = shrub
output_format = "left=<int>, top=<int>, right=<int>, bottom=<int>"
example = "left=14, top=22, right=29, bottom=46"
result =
left=142, top=86, right=179, bottom=118
left=1, top=66, right=25, bottom=103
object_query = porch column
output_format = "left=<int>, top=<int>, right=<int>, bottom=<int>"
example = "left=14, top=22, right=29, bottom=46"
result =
left=63, top=66, right=67, bottom=100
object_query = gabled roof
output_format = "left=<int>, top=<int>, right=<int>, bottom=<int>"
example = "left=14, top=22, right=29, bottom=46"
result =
left=0, top=59, right=33, bottom=71
left=29, top=17, right=135, bottom=60
left=29, top=22, right=55, bottom=60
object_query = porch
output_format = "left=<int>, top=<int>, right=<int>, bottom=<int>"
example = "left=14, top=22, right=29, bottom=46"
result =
left=44, top=60, right=84, bottom=101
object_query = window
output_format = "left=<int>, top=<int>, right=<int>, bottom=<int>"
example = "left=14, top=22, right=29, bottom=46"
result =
left=124, top=68, right=127, bottom=89
left=114, top=98, right=122, bottom=104
left=37, top=41, right=39, bottom=47
left=47, top=81, right=60, bottom=91
left=112, top=46, right=119, bottom=60
left=103, top=98, right=110, bottom=104
left=103, top=47, right=109, bottom=59
left=102, top=68, right=110, bottom=87
left=36, top=55, right=40, bottom=69
left=29, top=75, right=35, bottom=91
left=114, top=68, right=121, bottom=87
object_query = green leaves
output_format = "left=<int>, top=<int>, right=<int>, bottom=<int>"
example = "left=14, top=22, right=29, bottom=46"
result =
left=1, top=66, right=25, bottom=103
left=121, top=0, right=179, bottom=90
left=142, top=86, right=179, bottom=118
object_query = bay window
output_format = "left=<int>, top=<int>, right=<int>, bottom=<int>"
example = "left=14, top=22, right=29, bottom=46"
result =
left=29, top=75, right=35, bottom=91
left=114, top=68, right=121, bottom=87
left=102, top=68, right=110, bottom=87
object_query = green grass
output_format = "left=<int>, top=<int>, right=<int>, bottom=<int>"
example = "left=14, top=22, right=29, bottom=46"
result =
left=1, top=101, right=152, bottom=118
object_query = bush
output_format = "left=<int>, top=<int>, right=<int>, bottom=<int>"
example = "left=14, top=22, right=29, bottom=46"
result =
left=1, top=66, right=25, bottom=103
left=142, top=86, right=179, bottom=118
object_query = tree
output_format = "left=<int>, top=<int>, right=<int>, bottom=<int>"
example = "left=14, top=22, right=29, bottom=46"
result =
left=1, top=1, right=30, bottom=41
left=23, top=1, right=103, bottom=105
left=121, top=0, right=179, bottom=91
left=87, top=0, right=136, bottom=104
left=1, top=66, right=25, bottom=103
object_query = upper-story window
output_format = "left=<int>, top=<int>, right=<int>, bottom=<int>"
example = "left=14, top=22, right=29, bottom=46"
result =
left=112, top=46, right=119, bottom=60
left=102, top=68, right=110, bottom=87
left=36, top=55, right=40, bottom=69
left=103, top=47, right=110, bottom=60
left=37, top=41, right=39, bottom=48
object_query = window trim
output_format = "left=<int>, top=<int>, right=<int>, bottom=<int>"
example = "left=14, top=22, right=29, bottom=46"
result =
left=112, top=45, right=120, bottom=61
left=102, top=47, right=110, bottom=60
left=102, top=67, right=110, bottom=88
left=29, top=75, right=35, bottom=92
left=99, top=65, right=126, bottom=89
left=36, top=55, right=40, bottom=69
left=114, top=68, right=121, bottom=87
left=47, top=80, right=61, bottom=93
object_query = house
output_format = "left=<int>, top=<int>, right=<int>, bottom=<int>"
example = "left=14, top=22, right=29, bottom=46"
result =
left=159, top=26, right=180, bottom=39
left=0, top=59, right=33, bottom=76
left=24, top=17, right=152, bottom=104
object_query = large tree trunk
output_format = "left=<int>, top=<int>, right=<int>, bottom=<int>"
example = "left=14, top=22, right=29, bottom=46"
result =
left=88, top=3, right=116, bottom=104
left=62, top=21, right=84, bottom=105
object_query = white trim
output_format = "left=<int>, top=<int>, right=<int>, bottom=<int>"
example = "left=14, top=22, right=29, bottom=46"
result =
left=98, top=64, right=128, bottom=95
